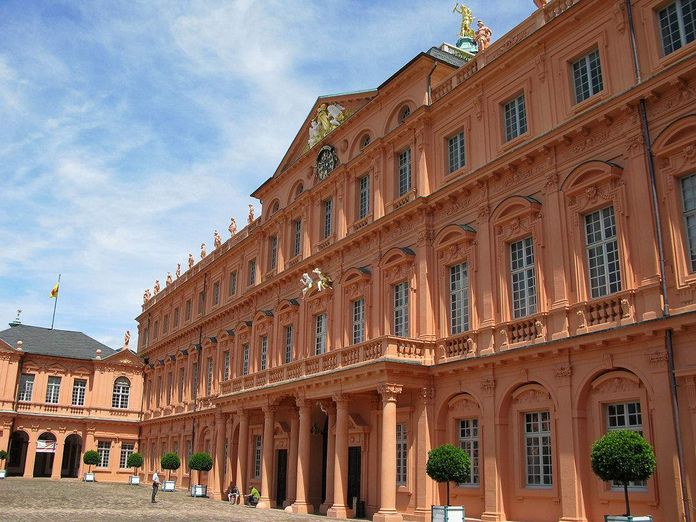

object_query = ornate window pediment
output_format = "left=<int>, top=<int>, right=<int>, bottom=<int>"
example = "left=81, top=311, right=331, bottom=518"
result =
left=380, top=247, right=416, bottom=284
left=342, top=267, right=372, bottom=300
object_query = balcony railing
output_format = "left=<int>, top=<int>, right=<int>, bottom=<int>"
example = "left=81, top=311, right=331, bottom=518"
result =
left=220, top=336, right=435, bottom=395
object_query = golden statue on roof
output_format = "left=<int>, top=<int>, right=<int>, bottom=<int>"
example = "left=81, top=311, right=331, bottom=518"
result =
left=453, top=2, right=475, bottom=39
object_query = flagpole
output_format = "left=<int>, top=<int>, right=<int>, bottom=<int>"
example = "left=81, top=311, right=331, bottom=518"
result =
left=51, top=274, right=61, bottom=330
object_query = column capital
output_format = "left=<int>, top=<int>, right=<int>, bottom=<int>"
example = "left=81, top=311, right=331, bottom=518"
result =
left=378, top=384, right=403, bottom=403
left=295, top=395, right=310, bottom=409
left=332, top=393, right=350, bottom=407
left=420, top=386, right=435, bottom=404
left=261, top=403, right=278, bottom=415
left=237, top=408, right=249, bottom=420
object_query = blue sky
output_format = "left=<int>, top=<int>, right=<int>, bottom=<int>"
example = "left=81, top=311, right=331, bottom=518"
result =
left=0, top=1, right=535, bottom=348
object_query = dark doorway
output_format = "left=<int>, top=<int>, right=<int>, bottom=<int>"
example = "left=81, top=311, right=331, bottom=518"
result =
left=347, top=446, right=361, bottom=511
left=7, top=431, right=28, bottom=477
left=62, top=434, right=82, bottom=478
left=33, top=432, right=56, bottom=477
left=275, top=449, right=288, bottom=507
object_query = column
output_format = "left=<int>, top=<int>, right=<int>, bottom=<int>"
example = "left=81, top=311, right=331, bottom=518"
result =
left=211, top=412, right=226, bottom=499
left=373, top=384, right=403, bottom=522
left=257, top=404, right=276, bottom=509
left=413, top=387, right=434, bottom=521
left=51, top=432, right=66, bottom=480
left=480, top=377, right=504, bottom=522
left=23, top=431, right=37, bottom=478
left=225, top=416, right=234, bottom=493
left=320, top=401, right=337, bottom=514
left=291, top=398, right=312, bottom=513
left=285, top=410, right=299, bottom=508
left=327, top=395, right=349, bottom=519
left=235, top=410, right=249, bottom=495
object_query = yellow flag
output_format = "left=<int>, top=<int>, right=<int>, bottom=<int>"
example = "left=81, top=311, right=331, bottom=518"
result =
left=50, top=283, right=59, bottom=298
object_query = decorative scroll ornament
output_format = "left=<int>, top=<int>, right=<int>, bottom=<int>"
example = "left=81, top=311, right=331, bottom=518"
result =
left=308, top=103, right=348, bottom=148
left=300, top=268, right=333, bottom=298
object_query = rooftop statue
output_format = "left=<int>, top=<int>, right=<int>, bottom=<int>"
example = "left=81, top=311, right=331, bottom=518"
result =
left=453, top=2, right=475, bottom=39
left=124, top=330, right=131, bottom=347
left=534, top=0, right=551, bottom=7
left=188, top=253, right=195, bottom=269
left=475, top=20, right=492, bottom=51
left=154, top=280, right=161, bottom=294
left=214, top=230, right=222, bottom=249
left=166, top=272, right=173, bottom=287
left=200, top=243, right=207, bottom=259
left=248, top=204, right=255, bottom=224
left=143, top=289, right=151, bottom=304
left=229, top=217, right=237, bottom=236
left=308, top=103, right=347, bottom=148
left=176, top=263, right=181, bottom=278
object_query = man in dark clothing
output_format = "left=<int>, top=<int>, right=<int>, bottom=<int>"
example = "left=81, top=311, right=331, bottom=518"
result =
left=152, top=471, right=160, bottom=503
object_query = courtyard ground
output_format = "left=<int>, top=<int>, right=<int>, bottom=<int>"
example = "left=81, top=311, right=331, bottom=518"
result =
left=0, top=478, right=355, bottom=521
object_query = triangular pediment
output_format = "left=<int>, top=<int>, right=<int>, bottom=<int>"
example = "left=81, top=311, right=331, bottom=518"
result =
left=0, top=338, right=19, bottom=354
left=102, top=347, right=144, bottom=367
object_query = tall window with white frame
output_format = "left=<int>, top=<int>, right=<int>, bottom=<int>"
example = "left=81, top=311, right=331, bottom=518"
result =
left=292, top=219, right=302, bottom=257
left=510, top=237, right=537, bottom=318
left=352, top=298, right=365, bottom=344
left=524, top=411, right=552, bottom=487
left=242, top=344, right=250, bottom=376
left=398, top=148, right=412, bottom=197
left=322, top=198, right=333, bottom=239
left=269, top=235, right=278, bottom=270
left=156, top=376, right=162, bottom=408
left=112, top=377, right=130, bottom=409
left=206, top=357, right=213, bottom=396
left=18, top=373, right=34, bottom=402
left=572, top=49, right=603, bottom=104
left=228, top=270, right=238, bottom=296
left=253, top=435, right=262, bottom=479
left=607, top=401, right=647, bottom=489
left=358, top=175, right=370, bottom=220
left=212, top=281, right=220, bottom=306
left=680, top=173, right=696, bottom=270
left=284, top=325, right=293, bottom=364
left=658, top=0, right=695, bottom=56
left=45, top=376, right=61, bottom=404
left=72, top=378, right=86, bottom=406
left=396, top=423, right=408, bottom=486
left=97, top=441, right=111, bottom=468
left=393, top=282, right=409, bottom=337
left=503, top=94, right=528, bottom=142
left=248, top=259, right=257, bottom=286
left=449, top=263, right=469, bottom=335
left=315, top=313, right=328, bottom=355
left=223, top=351, right=230, bottom=381
left=120, top=442, right=134, bottom=469
left=166, top=372, right=173, bottom=405
left=178, top=367, right=185, bottom=402
left=585, top=206, right=622, bottom=298
left=448, top=131, right=466, bottom=174
left=260, top=336, right=268, bottom=371
left=459, top=419, right=480, bottom=485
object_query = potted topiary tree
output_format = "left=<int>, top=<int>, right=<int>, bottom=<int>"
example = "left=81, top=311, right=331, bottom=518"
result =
left=127, top=452, right=144, bottom=485
left=188, top=452, right=213, bottom=498
left=426, top=444, right=471, bottom=522
left=82, top=450, right=99, bottom=482
left=591, top=430, right=656, bottom=522
left=0, top=450, right=7, bottom=479
left=160, top=452, right=181, bottom=492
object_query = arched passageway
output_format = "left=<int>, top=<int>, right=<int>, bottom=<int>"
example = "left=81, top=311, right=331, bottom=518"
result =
left=61, top=434, right=82, bottom=478
left=7, top=431, right=29, bottom=477
left=33, top=432, right=57, bottom=478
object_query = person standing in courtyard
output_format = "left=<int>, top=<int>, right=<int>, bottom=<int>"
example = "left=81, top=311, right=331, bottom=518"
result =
left=151, top=470, right=160, bottom=503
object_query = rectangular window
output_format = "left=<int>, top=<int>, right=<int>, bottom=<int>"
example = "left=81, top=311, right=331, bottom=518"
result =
left=198, top=291, right=205, bottom=315
left=659, top=0, right=695, bottom=56
left=352, top=298, right=365, bottom=344
left=178, top=367, right=185, bottom=402
left=607, top=401, right=646, bottom=489
left=191, top=362, right=198, bottom=400
left=120, top=442, right=134, bottom=469
left=260, top=336, right=268, bottom=371
left=173, top=307, right=180, bottom=327
left=398, top=148, right=412, bottom=197
left=18, top=374, right=34, bottom=402
left=156, top=376, right=162, bottom=407
left=284, top=325, right=293, bottom=364
left=585, top=206, right=622, bottom=298
left=223, top=351, right=230, bottom=381
left=248, top=259, right=257, bottom=286
left=153, top=321, right=159, bottom=339
left=166, top=372, right=173, bottom=405
left=681, top=173, right=696, bottom=270
left=524, top=411, right=552, bottom=487
left=46, top=376, right=61, bottom=404
left=459, top=419, right=480, bottom=485
left=510, top=237, right=537, bottom=318
left=72, top=378, right=86, bottom=406
left=449, top=263, right=469, bottom=335
left=572, top=49, right=603, bottom=104
left=503, top=94, right=528, bottom=142
left=253, top=435, right=262, bottom=479
left=163, top=314, right=169, bottom=334
left=448, top=131, right=466, bottom=174
left=396, top=423, right=408, bottom=486
left=293, top=219, right=302, bottom=257
left=206, top=357, right=213, bottom=396
left=315, top=313, right=327, bottom=355
left=185, top=299, right=192, bottom=321
left=242, top=344, right=250, bottom=376
left=212, top=282, right=220, bottom=305
left=269, top=235, right=278, bottom=270
left=228, top=270, right=238, bottom=296
left=393, top=282, right=409, bottom=337
left=97, top=441, right=111, bottom=468
left=358, top=175, right=370, bottom=219
left=323, top=198, right=333, bottom=239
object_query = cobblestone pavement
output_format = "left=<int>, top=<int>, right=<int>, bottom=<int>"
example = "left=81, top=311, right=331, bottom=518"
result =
left=0, top=478, right=351, bottom=522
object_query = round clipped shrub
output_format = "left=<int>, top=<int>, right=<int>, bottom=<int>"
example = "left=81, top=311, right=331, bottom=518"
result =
left=188, top=452, right=213, bottom=485
left=0, top=450, right=7, bottom=461
left=127, top=452, right=144, bottom=475
left=591, top=430, right=656, bottom=516
left=426, top=444, right=471, bottom=506
left=160, top=452, right=181, bottom=480
left=83, top=450, right=99, bottom=472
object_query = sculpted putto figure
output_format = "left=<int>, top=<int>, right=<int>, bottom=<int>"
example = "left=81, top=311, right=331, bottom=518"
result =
left=228, top=217, right=237, bottom=236
left=248, top=204, right=255, bottom=224
left=200, top=243, right=207, bottom=259
left=313, top=268, right=333, bottom=292
left=153, top=280, right=161, bottom=294
left=166, top=272, right=173, bottom=287
left=214, top=230, right=222, bottom=249
left=475, top=20, right=492, bottom=51
left=300, top=273, right=313, bottom=297
left=143, top=289, right=151, bottom=303
left=188, top=253, right=195, bottom=269
left=176, top=263, right=181, bottom=278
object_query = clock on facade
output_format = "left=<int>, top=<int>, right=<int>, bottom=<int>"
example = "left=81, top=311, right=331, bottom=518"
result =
left=316, top=145, right=338, bottom=180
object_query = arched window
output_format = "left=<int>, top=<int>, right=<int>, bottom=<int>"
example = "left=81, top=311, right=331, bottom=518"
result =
left=112, top=377, right=130, bottom=409
left=398, top=105, right=411, bottom=124
left=271, top=201, right=280, bottom=214
left=359, top=133, right=371, bottom=150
